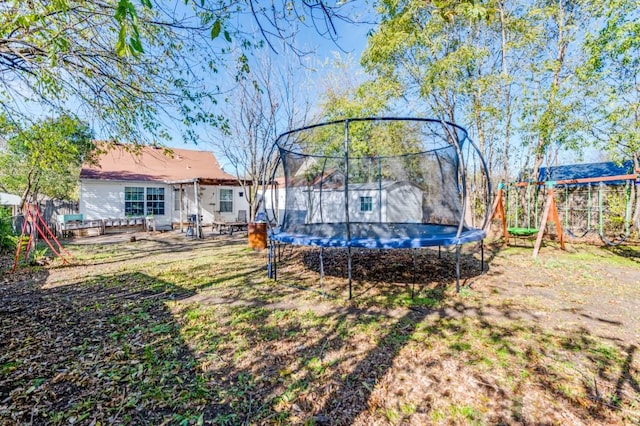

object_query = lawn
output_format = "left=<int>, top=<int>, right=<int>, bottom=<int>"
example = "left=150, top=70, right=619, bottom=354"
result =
left=1, top=232, right=639, bottom=425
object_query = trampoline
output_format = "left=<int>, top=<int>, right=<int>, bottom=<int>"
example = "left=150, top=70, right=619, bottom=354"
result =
left=264, top=117, right=491, bottom=297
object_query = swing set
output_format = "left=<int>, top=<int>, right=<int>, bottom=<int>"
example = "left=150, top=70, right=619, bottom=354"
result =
left=488, top=181, right=565, bottom=256
left=486, top=164, right=640, bottom=256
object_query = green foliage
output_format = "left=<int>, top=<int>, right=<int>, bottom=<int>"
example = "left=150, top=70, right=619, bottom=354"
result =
left=30, top=247, right=49, bottom=264
left=114, top=0, right=146, bottom=57
left=580, top=0, right=640, bottom=160
left=602, top=188, right=631, bottom=232
left=360, top=0, right=631, bottom=179
left=362, top=0, right=496, bottom=120
left=0, top=0, right=229, bottom=143
left=0, top=208, right=17, bottom=254
left=0, top=1, right=350, bottom=145
left=0, top=114, right=94, bottom=203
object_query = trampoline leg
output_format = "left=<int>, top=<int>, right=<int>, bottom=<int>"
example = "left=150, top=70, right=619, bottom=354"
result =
left=273, top=243, right=278, bottom=281
left=411, top=249, right=417, bottom=298
left=319, top=247, right=325, bottom=297
left=438, top=245, right=441, bottom=259
left=347, top=246, right=353, bottom=300
left=267, top=241, right=273, bottom=279
left=455, top=245, right=461, bottom=293
left=481, top=241, right=484, bottom=272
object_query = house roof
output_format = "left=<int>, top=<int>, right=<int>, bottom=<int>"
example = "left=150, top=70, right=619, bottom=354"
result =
left=80, top=144, right=239, bottom=185
left=0, top=192, right=21, bottom=206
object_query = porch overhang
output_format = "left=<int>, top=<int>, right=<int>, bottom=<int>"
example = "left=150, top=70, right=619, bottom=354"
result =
left=165, top=177, right=242, bottom=186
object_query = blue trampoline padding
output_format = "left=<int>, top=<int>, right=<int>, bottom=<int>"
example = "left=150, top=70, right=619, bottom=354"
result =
left=269, top=223, right=485, bottom=249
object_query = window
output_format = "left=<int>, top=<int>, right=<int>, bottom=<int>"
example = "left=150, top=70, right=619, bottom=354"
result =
left=360, top=196, right=373, bottom=212
left=146, top=187, right=165, bottom=215
left=125, top=187, right=145, bottom=216
left=125, top=187, right=165, bottom=216
left=219, top=189, right=233, bottom=213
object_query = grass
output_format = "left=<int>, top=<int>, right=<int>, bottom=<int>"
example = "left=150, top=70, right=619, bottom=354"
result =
left=0, top=234, right=639, bottom=424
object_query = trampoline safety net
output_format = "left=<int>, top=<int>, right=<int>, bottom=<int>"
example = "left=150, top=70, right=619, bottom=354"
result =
left=265, top=118, right=490, bottom=249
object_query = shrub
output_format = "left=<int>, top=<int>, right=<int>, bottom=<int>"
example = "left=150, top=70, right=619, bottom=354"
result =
left=0, top=207, right=18, bottom=253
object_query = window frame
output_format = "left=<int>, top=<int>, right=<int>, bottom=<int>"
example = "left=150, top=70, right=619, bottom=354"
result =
left=219, top=188, right=233, bottom=213
left=146, top=187, right=165, bottom=216
left=124, top=186, right=145, bottom=216
left=124, top=186, right=166, bottom=216
left=360, top=196, right=373, bottom=212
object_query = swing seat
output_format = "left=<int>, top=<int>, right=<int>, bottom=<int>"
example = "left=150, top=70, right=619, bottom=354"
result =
left=507, top=227, right=539, bottom=236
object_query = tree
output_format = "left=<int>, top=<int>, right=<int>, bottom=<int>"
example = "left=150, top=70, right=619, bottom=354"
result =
left=0, top=0, right=228, bottom=143
left=518, top=0, right=591, bottom=182
left=361, top=0, right=606, bottom=181
left=361, top=0, right=509, bottom=178
left=581, top=0, right=640, bottom=226
left=361, top=0, right=510, bottom=225
left=209, top=53, right=314, bottom=222
left=310, top=56, right=398, bottom=157
left=0, top=0, right=355, bottom=144
left=0, top=114, right=94, bottom=207
left=581, top=0, right=640, bottom=162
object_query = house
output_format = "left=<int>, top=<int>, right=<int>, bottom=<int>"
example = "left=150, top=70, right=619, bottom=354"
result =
left=261, top=155, right=427, bottom=226
left=79, top=144, right=249, bottom=232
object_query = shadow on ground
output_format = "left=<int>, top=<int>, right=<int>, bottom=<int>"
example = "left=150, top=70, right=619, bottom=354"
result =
left=0, top=270, right=212, bottom=424
left=195, top=294, right=639, bottom=424
left=270, top=244, right=496, bottom=302
left=605, top=243, right=640, bottom=263
left=59, top=232, right=247, bottom=270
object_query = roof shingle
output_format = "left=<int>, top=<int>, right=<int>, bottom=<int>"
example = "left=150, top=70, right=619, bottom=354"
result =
left=80, top=144, right=238, bottom=185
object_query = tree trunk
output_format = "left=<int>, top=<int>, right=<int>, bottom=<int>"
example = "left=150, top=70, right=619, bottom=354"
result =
left=531, top=145, right=545, bottom=184
left=499, top=1, right=512, bottom=183
left=632, top=154, right=640, bottom=232
left=19, top=168, right=37, bottom=211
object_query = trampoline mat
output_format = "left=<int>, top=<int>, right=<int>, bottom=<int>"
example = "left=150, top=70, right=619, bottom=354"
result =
left=269, top=222, right=485, bottom=249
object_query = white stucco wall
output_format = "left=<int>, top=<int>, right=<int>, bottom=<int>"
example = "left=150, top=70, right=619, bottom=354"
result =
left=258, top=185, right=285, bottom=223
left=80, top=180, right=173, bottom=226
left=385, top=183, right=423, bottom=223
left=80, top=180, right=128, bottom=220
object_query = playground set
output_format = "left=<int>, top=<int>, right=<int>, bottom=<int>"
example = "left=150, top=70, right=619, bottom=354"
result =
left=487, top=161, right=640, bottom=256
left=12, top=204, right=73, bottom=272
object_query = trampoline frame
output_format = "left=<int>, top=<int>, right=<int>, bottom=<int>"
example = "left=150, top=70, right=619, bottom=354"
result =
left=264, top=117, right=491, bottom=297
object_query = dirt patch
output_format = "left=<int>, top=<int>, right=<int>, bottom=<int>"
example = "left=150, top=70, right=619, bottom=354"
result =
left=270, top=243, right=640, bottom=343
left=474, top=243, right=640, bottom=343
